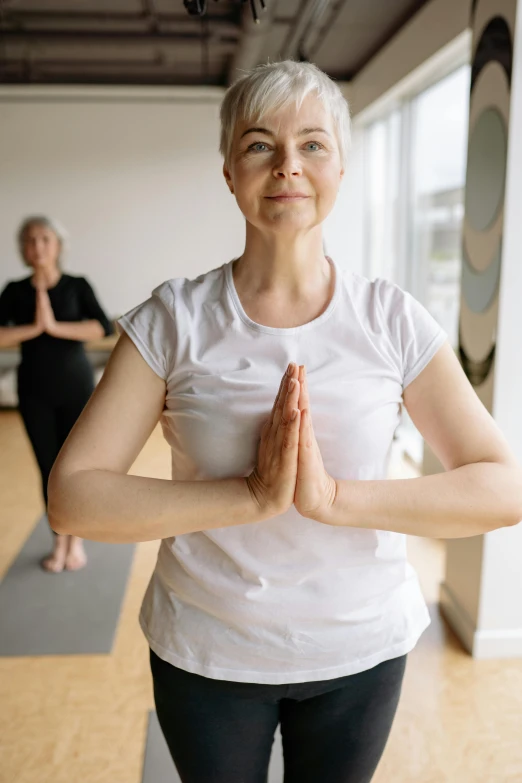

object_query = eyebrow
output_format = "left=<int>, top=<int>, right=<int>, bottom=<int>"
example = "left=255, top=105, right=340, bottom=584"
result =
left=240, top=126, right=331, bottom=139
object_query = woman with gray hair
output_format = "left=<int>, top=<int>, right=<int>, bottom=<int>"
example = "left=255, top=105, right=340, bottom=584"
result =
left=0, top=216, right=113, bottom=572
left=49, top=61, right=521, bottom=781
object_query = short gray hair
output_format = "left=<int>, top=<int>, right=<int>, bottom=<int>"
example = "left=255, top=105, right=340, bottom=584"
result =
left=17, top=215, right=68, bottom=265
left=220, top=60, right=351, bottom=167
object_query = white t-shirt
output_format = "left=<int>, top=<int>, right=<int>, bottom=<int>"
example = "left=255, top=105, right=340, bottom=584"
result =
left=118, top=257, right=447, bottom=684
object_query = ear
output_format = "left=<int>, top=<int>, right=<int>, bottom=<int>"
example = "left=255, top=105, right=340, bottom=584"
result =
left=223, top=162, right=234, bottom=194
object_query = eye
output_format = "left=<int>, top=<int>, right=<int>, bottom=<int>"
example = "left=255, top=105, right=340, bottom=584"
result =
left=247, top=142, right=270, bottom=153
left=304, top=141, right=323, bottom=151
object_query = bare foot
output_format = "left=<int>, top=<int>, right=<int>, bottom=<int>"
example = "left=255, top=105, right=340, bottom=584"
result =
left=65, top=536, right=87, bottom=571
left=41, top=534, right=69, bottom=573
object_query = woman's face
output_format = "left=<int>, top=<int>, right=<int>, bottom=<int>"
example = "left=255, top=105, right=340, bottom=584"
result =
left=224, top=94, right=344, bottom=236
left=22, top=224, right=61, bottom=269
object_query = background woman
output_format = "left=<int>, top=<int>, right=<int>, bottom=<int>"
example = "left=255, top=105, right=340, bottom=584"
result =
left=0, top=216, right=113, bottom=573
left=49, top=62, right=522, bottom=782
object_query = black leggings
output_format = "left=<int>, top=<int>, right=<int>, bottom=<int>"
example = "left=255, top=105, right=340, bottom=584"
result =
left=18, top=383, right=92, bottom=511
left=150, top=649, right=407, bottom=783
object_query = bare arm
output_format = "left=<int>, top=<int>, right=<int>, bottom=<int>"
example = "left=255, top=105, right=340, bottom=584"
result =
left=48, top=334, right=301, bottom=543
left=0, top=323, right=42, bottom=347
left=327, top=462, right=522, bottom=538
left=49, top=319, right=104, bottom=341
left=295, top=344, right=522, bottom=538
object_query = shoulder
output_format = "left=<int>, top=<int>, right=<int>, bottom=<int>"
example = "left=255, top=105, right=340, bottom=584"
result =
left=2, top=275, right=32, bottom=289
left=119, top=263, right=227, bottom=337
left=340, top=271, right=414, bottom=327
left=340, top=271, right=446, bottom=377
left=150, top=263, right=228, bottom=315
left=0, top=276, right=32, bottom=297
left=342, top=271, right=408, bottom=307
left=61, top=274, right=88, bottom=288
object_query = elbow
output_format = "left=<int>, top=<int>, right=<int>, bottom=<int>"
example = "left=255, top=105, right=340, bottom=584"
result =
left=47, top=468, right=77, bottom=536
left=47, top=492, right=69, bottom=536
left=496, top=508, right=522, bottom=531
left=47, top=508, right=66, bottom=536
left=505, top=470, right=522, bottom=528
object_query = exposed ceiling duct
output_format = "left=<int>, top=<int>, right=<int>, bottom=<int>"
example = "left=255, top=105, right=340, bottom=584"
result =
left=0, top=0, right=432, bottom=86
left=280, top=0, right=337, bottom=61
left=228, top=0, right=280, bottom=83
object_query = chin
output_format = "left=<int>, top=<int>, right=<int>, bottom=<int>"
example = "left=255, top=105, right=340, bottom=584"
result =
left=263, top=209, right=318, bottom=227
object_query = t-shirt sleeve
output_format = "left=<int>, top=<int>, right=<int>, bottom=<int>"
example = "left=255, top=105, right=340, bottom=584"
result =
left=375, top=278, right=448, bottom=390
left=117, top=281, right=176, bottom=381
left=0, top=282, right=16, bottom=326
left=78, top=277, right=114, bottom=336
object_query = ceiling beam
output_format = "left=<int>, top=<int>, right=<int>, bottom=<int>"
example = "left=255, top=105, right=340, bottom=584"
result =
left=1, top=11, right=239, bottom=26
left=2, top=29, right=240, bottom=43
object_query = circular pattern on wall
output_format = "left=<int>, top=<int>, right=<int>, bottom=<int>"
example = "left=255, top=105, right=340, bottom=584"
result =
left=471, top=15, right=512, bottom=88
left=464, top=108, right=507, bottom=233
left=459, top=295, right=498, bottom=364
left=458, top=342, right=495, bottom=389
left=459, top=1, right=514, bottom=389
left=463, top=61, right=509, bottom=273
left=461, top=241, right=501, bottom=313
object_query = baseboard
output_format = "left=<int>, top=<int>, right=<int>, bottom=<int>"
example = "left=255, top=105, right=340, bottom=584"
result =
left=439, top=582, right=522, bottom=659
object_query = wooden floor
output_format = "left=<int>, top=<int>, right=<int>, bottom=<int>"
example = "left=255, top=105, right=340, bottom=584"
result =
left=1, top=408, right=521, bottom=783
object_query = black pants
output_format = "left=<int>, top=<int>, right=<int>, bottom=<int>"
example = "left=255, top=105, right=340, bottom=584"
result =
left=18, top=380, right=93, bottom=511
left=150, top=648, right=407, bottom=783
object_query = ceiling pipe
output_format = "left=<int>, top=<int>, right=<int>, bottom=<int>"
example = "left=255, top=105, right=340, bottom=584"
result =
left=281, top=0, right=336, bottom=61
left=227, top=0, right=279, bottom=85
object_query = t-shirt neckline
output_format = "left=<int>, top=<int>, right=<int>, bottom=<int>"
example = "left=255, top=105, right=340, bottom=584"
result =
left=225, top=256, right=341, bottom=335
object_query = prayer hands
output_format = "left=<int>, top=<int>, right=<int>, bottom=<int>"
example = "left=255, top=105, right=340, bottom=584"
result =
left=35, top=280, right=58, bottom=336
left=246, top=362, right=301, bottom=516
left=247, top=363, right=337, bottom=521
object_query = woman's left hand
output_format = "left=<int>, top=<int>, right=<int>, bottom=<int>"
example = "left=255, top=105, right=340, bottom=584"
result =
left=37, top=289, right=58, bottom=335
left=294, top=365, right=338, bottom=522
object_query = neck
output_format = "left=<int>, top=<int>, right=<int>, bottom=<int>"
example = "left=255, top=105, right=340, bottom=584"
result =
left=234, top=224, right=330, bottom=296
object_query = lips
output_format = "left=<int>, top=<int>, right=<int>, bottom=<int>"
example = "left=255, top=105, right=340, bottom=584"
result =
left=266, top=193, right=309, bottom=200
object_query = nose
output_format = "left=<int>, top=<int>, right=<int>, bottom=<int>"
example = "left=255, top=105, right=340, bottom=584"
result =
left=272, top=146, right=302, bottom=178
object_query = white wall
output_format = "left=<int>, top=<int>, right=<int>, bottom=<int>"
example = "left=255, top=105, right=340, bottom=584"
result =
left=0, top=85, right=358, bottom=318
left=0, top=87, right=243, bottom=317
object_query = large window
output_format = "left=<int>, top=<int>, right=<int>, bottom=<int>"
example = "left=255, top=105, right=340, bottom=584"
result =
left=364, top=111, right=401, bottom=284
left=363, top=64, right=471, bottom=465
left=363, top=64, right=471, bottom=347
left=410, top=66, right=471, bottom=346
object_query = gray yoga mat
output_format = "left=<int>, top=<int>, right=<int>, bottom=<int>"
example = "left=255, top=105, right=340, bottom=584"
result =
left=142, top=711, right=285, bottom=783
left=0, top=515, right=135, bottom=656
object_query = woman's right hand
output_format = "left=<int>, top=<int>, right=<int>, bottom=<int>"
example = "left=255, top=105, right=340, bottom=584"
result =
left=246, top=362, right=301, bottom=517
